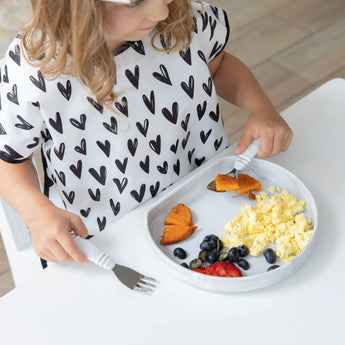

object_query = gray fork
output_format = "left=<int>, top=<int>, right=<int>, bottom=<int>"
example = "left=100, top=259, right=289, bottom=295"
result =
left=74, top=236, right=158, bottom=294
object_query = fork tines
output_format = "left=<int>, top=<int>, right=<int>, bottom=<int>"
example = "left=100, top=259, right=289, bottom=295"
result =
left=134, top=275, right=158, bottom=294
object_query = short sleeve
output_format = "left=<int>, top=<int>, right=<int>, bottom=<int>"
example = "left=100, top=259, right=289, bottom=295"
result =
left=0, top=38, right=45, bottom=163
left=192, top=1, right=230, bottom=63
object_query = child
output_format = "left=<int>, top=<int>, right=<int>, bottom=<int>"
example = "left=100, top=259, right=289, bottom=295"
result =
left=0, top=0, right=292, bottom=266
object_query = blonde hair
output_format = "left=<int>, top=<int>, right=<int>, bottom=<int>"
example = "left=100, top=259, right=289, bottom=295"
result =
left=21, top=0, right=199, bottom=108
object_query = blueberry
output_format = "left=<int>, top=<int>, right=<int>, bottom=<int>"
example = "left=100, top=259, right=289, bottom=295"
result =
left=267, top=265, right=280, bottom=271
left=238, top=245, right=249, bottom=257
left=207, top=250, right=219, bottom=264
left=173, top=247, right=187, bottom=260
left=198, top=250, right=208, bottom=262
left=200, top=239, right=217, bottom=251
left=189, top=258, right=202, bottom=269
left=237, top=258, right=250, bottom=270
left=181, top=262, right=189, bottom=269
left=203, top=234, right=219, bottom=242
left=264, top=248, right=276, bottom=264
left=227, top=247, right=240, bottom=262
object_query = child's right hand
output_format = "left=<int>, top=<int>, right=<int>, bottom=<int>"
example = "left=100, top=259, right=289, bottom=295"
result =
left=28, top=204, right=89, bottom=264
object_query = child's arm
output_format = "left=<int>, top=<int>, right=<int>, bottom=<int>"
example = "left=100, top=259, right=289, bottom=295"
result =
left=0, top=158, right=88, bottom=264
left=209, top=51, right=293, bottom=158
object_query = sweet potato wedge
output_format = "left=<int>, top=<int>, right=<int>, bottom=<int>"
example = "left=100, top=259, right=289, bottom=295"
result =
left=164, top=203, right=193, bottom=226
left=160, top=225, right=198, bottom=245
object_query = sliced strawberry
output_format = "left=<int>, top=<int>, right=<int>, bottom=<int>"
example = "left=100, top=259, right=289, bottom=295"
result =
left=192, top=267, right=206, bottom=274
left=224, top=262, right=242, bottom=277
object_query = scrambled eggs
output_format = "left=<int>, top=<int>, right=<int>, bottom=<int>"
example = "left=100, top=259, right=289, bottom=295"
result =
left=222, top=186, right=313, bottom=262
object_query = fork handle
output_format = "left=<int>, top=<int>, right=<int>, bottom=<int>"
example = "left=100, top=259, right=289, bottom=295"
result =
left=73, top=236, right=115, bottom=270
left=234, top=138, right=261, bottom=171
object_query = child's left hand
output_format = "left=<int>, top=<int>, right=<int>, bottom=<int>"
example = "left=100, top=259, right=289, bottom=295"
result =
left=235, top=104, right=293, bottom=158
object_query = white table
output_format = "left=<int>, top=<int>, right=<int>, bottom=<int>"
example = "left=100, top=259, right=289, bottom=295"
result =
left=0, top=78, right=344, bottom=345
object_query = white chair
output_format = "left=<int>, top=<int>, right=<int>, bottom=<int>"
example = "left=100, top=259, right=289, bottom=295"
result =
left=0, top=151, right=45, bottom=286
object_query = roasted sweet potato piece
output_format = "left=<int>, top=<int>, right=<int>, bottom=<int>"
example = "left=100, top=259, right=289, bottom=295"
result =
left=215, top=174, right=239, bottom=192
left=164, top=203, right=193, bottom=226
left=236, top=173, right=262, bottom=195
left=160, top=225, right=198, bottom=245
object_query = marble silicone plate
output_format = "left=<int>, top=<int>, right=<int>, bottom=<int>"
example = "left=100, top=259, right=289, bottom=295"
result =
left=145, top=156, right=318, bottom=293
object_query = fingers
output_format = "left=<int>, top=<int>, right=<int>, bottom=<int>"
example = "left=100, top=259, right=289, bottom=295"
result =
left=57, top=233, right=89, bottom=265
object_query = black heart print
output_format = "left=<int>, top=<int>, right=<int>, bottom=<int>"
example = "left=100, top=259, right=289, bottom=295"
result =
left=70, top=114, right=86, bottom=130
left=54, top=142, right=65, bottom=160
left=29, top=70, right=46, bottom=92
left=55, top=169, right=66, bottom=186
left=182, top=131, right=191, bottom=149
left=195, top=157, right=205, bottom=166
left=127, top=138, right=138, bottom=157
left=103, top=116, right=118, bottom=134
left=0, top=144, right=23, bottom=160
left=214, top=137, right=223, bottom=151
left=131, top=41, right=145, bottom=55
left=57, top=80, right=72, bottom=100
left=89, top=166, right=107, bottom=185
left=136, top=119, right=149, bottom=137
left=97, top=217, right=106, bottom=231
left=170, top=139, right=179, bottom=154
left=200, top=129, right=212, bottom=144
left=87, top=96, right=104, bottom=113
left=209, top=41, right=223, bottom=59
left=2, top=65, right=9, bottom=84
left=125, top=65, right=139, bottom=89
left=9, top=44, right=20, bottom=66
left=70, top=160, right=82, bottom=179
left=130, top=184, right=146, bottom=203
left=203, top=77, right=213, bottom=97
left=179, top=47, right=191, bottom=65
left=0, top=122, right=6, bottom=135
left=181, top=113, right=190, bottom=132
left=209, top=103, right=220, bottom=122
left=149, top=135, right=161, bottom=155
left=197, top=101, right=207, bottom=120
left=142, top=90, right=155, bottom=114
left=49, top=112, right=63, bottom=134
left=15, top=115, right=33, bottom=130
left=153, top=64, right=171, bottom=85
left=188, top=148, right=195, bottom=164
left=80, top=208, right=91, bottom=218
left=63, top=190, right=75, bottom=204
left=27, top=137, right=40, bottom=149
left=200, top=10, right=208, bottom=31
left=181, top=76, right=194, bottom=99
left=150, top=181, right=160, bottom=197
left=197, top=50, right=206, bottom=64
left=109, top=199, right=121, bottom=216
left=140, top=155, right=150, bottom=174
left=96, top=140, right=111, bottom=157
left=7, top=84, right=19, bottom=105
left=209, top=16, right=217, bottom=40
left=75, top=138, right=87, bottom=155
left=115, top=97, right=128, bottom=117
left=157, top=161, right=168, bottom=174
left=113, top=177, right=128, bottom=194
left=162, top=102, right=178, bottom=124
left=210, top=5, right=219, bottom=18
left=115, top=157, right=128, bottom=174
left=88, top=188, right=101, bottom=202
left=173, top=159, right=180, bottom=176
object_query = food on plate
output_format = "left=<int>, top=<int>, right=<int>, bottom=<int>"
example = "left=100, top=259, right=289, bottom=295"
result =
left=263, top=248, right=277, bottom=264
left=160, top=204, right=197, bottom=245
left=173, top=247, right=187, bottom=260
left=214, top=173, right=262, bottom=198
left=222, top=186, right=313, bottom=262
left=237, top=258, right=249, bottom=270
left=160, top=224, right=197, bottom=245
left=236, top=173, right=262, bottom=195
left=215, top=174, right=239, bottom=191
left=192, top=261, right=242, bottom=277
left=267, top=265, right=280, bottom=271
left=164, top=203, right=193, bottom=226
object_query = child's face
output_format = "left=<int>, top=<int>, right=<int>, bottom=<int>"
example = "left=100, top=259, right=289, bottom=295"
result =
left=103, top=0, right=174, bottom=50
